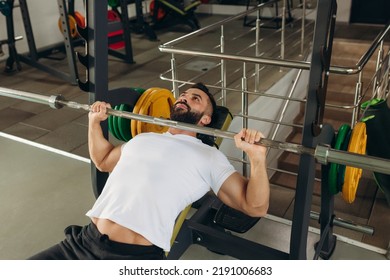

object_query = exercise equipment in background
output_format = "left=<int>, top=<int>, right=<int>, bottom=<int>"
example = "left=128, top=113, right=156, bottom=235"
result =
left=57, top=0, right=85, bottom=39
left=150, top=0, right=201, bottom=31
left=109, top=0, right=157, bottom=41
left=0, top=0, right=22, bottom=73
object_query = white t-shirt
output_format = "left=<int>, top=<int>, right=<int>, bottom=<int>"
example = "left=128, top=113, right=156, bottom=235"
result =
left=86, top=132, right=236, bottom=251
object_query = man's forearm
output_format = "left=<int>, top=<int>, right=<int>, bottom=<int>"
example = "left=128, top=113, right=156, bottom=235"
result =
left=246, top=159, right=270, bottom=215
left=88, top=120, right=115, bottom=169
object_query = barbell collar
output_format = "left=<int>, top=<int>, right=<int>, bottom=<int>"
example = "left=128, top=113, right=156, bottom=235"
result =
left=315, top=144, right=390, bottom=175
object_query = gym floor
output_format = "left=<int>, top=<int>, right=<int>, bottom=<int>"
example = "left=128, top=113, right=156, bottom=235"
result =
left=0, top=11, right=388, bottom=260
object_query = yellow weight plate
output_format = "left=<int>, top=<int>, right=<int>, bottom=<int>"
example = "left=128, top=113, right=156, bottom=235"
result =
left=342, top=122, right=367, bottom=203
left=58, top=15, right=78, bottom=38
left=131, top=88, right=160, bottom=137
left=137, top=88, right=175, bottom=135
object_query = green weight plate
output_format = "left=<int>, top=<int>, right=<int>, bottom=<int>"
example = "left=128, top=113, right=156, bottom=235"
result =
left=118, top=103, right=133, bottom=142
left=108, top=111, right=116, bottom=139
left=108, top=0, right=119, bottom=8
left=112, top=105, right=123, bottom=141
left=328, top=124, right=351, bottom=195
left=337, top=129, right=352, bottom=192
left=131, top=87, right=146, bottom=95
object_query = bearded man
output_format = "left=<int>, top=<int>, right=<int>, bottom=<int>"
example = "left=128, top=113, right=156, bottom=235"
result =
left=29, top=83, right=270, bottom=260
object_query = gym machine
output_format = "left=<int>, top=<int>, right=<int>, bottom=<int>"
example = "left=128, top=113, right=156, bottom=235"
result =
left=150, top=0, right=201, bottom=31
left=108, top=0, right=157, bottom=41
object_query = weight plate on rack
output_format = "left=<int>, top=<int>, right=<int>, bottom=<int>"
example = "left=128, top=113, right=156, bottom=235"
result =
left=74, top=11, right=86, bottom=29
left=108, top=109, right=116, bottom=139
left=58, top=15, right=78, bottom=38
left=338, top=129, right=352, bottom=193
left=117, top=103, right=133, bottom=142
left=130, top=88, right=146, bottom=95
left=112, top=104, right=123, bottom=141
left=342, top=122, right=367, bottom=203
left=131, top=88, right=160, bottom=137
left=137, top=88, right=175, bottom=135
left=328, top=124, right=351, bottom=195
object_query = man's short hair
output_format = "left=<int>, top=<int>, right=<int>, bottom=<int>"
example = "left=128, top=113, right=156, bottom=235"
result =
left=190, top=82, right=217, bottom=118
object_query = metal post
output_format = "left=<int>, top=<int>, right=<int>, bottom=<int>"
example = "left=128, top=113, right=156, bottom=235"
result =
left=241, top=62, right=248, bottom=176
left=280, top=0, right=286, bottom=61
left=301, top=0, right=306, bottom=55
left=351, top=71, right=363, bottom=127
left=372, top=40, right=384, bottom=98
left=255, top=9, right=261, bottom=92
left=87, top=0, right=109, bottom=198
left=171, top=54, right=179, bottom=98
left=220, top=25, right=226, bottom=106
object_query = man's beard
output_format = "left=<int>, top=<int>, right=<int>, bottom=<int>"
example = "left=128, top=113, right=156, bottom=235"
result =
left=170, top=103, right=203, bottom=124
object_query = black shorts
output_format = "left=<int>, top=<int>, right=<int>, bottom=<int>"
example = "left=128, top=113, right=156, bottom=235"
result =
left=28, top=223, right=165, bottom=260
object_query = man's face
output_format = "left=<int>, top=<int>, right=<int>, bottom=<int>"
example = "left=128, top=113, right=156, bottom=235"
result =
left=170, top=100, right=204, bottom=124
left=170, top=88, right=210, bottom=125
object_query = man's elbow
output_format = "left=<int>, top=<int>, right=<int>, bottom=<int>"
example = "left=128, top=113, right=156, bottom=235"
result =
left=245, top=203, right=269, bottom=218
left=93, top=159, right=112, bottom=173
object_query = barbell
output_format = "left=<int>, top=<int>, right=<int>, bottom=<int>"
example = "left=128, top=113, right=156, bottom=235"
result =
left=1, top=86, right=390, bottom=178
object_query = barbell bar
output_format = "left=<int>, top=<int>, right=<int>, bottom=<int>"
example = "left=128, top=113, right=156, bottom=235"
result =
left=1, top=86, right=390, bottom=175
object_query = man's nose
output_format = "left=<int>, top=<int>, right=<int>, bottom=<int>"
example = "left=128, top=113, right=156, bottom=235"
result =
left=178, top=97, right=187, bottom=103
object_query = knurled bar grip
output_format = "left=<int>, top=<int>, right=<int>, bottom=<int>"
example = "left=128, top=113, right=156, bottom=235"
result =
left=1, top=86, right=390, bottom=175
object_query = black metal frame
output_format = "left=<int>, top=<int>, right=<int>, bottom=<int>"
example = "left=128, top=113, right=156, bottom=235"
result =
left=1, top=0, right=22, bottom=73
left=108, top=0, right=136, bottom=62
left=112, top=0, right=157, bottom=41
left=14, top=0, right=80, bottom=84
left=290, top=0, right=337, bottom=259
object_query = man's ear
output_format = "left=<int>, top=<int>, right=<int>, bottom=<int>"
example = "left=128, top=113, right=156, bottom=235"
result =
left=199, top=115, right=212, bottom=126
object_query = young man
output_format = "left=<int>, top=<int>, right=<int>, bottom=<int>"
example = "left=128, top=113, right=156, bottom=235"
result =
left=29, top=83, right=270, bottom=260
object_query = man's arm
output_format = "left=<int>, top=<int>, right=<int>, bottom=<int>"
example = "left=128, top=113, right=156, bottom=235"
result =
left=217, top=128, right=270, bottom=217
left=88, top=101, right=122, bottom=172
